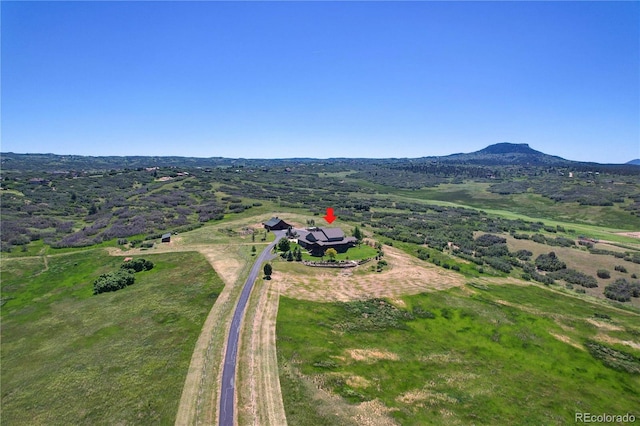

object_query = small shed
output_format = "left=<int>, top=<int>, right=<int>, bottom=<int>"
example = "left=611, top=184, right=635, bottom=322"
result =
left=161, top=233, right=171, bottom=243
left=263, top=217, right=291, bottom=231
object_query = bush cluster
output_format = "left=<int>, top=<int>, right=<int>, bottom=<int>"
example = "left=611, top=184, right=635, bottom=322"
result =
left=93, top=270, right=135, bottom=295
left=604, top=278, right=640, bottom=302
left=120, top=258, right=154, bottom=272
left=548, top=269, right=598, bottom=288
left=93, top=258, right=154, bottom=295
left=535, top=252, right=566, bottom=272
left=584, top=340, right=640, bottom=374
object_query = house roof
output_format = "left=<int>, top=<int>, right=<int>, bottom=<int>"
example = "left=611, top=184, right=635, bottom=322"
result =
left=298, top=227, right=353, bottom=244
left=321, top=228, right=345, bottom=241
left=264, top=217, right=285, bottom=227
left=162, top=233, right=171, bottom=239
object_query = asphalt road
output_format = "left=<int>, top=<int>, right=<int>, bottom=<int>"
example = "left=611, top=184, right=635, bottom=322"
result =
left=218, top=230, right=284, bottom=426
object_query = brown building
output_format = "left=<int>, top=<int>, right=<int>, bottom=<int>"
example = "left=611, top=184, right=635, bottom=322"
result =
left=263, top=217, right=291, bottom=231
left=297, top=227, right=356, bottom=256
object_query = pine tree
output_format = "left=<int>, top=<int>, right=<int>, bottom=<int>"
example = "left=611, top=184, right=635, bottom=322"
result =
left=263, top=263, right=272, bottom=280
left=353, top=226, right=363, bottom=244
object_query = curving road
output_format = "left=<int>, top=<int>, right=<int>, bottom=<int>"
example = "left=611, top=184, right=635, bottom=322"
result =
left=218, top=230, right=284, bottom=426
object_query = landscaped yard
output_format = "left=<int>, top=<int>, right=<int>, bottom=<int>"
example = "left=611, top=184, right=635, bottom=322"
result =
left=288, top=241, right=379, bottom=262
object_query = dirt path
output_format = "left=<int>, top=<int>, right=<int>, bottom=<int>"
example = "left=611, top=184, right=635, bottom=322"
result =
left=241, top=279, right=287, bottom=426
left=108, top=243, right=249, bottom=426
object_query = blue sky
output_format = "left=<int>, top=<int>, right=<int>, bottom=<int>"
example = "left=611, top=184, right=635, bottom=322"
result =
left=2, top=1, right=638, bottom=163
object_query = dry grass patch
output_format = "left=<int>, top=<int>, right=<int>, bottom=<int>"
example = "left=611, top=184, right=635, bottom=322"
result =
left=346, top=349, right=399, bottom=363
left=549, top=332, right=584, bottom=351
left=419, top=352, right=464, bottom=364
left=596, top=333, right=640, bottom=350
left=346, top=375, right=371, bottom=389
left=396, top=389, right=458, bottom=406
left=585, top=318, right=624, bottom=331
left=353, top=400, right=398, bottom=426
left=272, top=245, right=465, bottom=302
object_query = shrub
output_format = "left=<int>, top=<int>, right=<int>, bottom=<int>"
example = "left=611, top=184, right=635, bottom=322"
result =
left=121, top=258, right=154, bottom=272
left=547, top=237, right=575, bottom=247
left=483, top=256, right=513, bottom=273
left=614, top=265, right=628, bottom=273
left=531, top=234, right=546, bottom=244
left=515, top=249, right=533, bottom=260
left=475, top=234, right=507, bottom=247
left=535, top=252, right=566, bottom=272
left=548, top=269, right=598, bottom=288
left=277, top=239, right=291, bottom=252
left=483, top=244, right=509, bottom=257
left=584, top=340, right=640, bottom=373
left=604, top=278, right=640, bottom=302
left=597, top=269, right=611, bottom=279
left=93, top=270, right=135, bottom=295
left=412, top=306, right=436, bottom=319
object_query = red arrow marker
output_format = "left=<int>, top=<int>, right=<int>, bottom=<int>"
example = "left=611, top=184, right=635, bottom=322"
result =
left=323, top=207, right=337, bottom=224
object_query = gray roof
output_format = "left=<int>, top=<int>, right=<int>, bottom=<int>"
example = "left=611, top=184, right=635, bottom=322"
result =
left=162, top=233, right=171, bottom=238
left=321, top=228, right=345, bottom=241
left=298, top=227, right=349, bottom=244
left=264, top=217, right=283, bottom=227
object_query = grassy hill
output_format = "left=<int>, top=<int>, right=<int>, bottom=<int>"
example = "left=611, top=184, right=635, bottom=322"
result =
left=1, top=250, right=223, bottom=424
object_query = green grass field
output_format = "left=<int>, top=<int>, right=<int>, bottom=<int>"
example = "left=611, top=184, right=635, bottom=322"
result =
left=277, top=284, right=640, bottom=425
left=287, top=242, right=378, bottom=262
left=387, top=182, right=640, bottom=234
left=1, top=250, right=223, bottom=425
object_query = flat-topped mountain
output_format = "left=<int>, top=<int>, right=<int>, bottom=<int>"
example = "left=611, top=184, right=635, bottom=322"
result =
left=435, top=142, right=571, bottom=165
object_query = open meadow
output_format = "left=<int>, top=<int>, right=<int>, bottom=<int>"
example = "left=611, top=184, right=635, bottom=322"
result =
left=277, top=283, right=640, bottom=425
left=1, top=250, right=223, bottom=425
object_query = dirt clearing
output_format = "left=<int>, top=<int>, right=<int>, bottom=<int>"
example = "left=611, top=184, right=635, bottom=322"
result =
left=272, top=246, right=465, bottom=302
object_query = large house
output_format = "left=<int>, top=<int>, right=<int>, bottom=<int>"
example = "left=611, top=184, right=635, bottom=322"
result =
left=263, top=217, right=291, bottom=231
left=297, top=227, right=356, bottom=256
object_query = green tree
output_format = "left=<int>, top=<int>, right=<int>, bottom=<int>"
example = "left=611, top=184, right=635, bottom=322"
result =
left=353, top=226, right=363, bottom=243
left=325, top=248, right=337, bottom=261
left=286, top=251, right=294, bottom=262
left=277, top=238, right=290, bottom=252
left=251, top=245, right=257, bottom=256
left=263, top=263, right=273, bottom=280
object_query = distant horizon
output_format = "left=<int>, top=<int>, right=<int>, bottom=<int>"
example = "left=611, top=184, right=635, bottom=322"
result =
left=2, top=142, right=639, bottom=165
left=2, top=2, right=638, bottom=163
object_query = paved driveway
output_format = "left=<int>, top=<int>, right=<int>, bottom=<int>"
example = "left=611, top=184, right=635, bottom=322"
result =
left=218, top=230, right=284, bottom=426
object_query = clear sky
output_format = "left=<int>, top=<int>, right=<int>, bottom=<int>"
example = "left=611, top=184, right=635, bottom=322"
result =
left=2, top=1, right=639, bottom=163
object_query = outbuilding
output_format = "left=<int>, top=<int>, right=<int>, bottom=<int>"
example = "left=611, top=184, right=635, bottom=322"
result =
left=161, top=233, right=171, bottom=243
left=263, top=217, right=291, bottom=231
